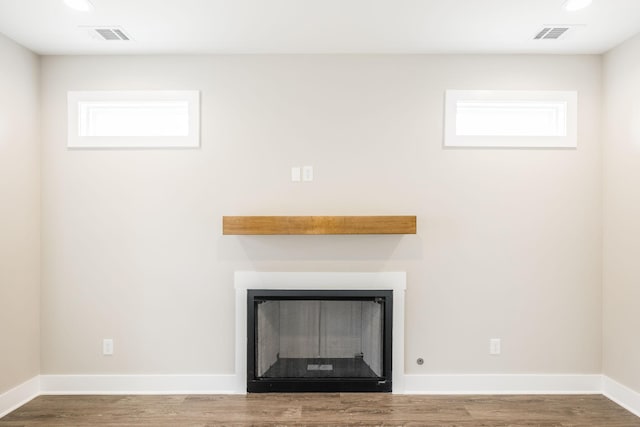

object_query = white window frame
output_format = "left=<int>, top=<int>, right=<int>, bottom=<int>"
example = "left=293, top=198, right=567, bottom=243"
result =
left=444, top=90, right=577, bottom=148
left=67, top=90, right=200, bottom=148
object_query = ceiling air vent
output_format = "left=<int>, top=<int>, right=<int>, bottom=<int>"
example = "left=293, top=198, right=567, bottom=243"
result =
left=92, top=27, right=131, bottom=41
left=534, top=27, right=570, bottom=40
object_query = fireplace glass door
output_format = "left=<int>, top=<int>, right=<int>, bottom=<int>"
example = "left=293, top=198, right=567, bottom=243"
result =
left=247, top=290, right=392, bottom=392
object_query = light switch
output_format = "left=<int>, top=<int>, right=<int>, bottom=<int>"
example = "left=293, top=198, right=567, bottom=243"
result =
left=291, top=167, right=301, bottom=182
left=302, top=166, right=313, bottom=182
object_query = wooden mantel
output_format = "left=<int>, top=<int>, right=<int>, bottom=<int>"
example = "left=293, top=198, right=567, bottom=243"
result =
left=222, top=216, right=417, bottom=235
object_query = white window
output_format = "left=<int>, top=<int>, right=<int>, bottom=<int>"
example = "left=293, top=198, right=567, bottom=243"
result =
left=68, top=91, right=200, bottom=148
left=444, top=90, right=577, bottom=148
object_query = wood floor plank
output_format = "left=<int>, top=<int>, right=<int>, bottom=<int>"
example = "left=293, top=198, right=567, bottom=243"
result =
left=1, top=394, right=638, bottom=426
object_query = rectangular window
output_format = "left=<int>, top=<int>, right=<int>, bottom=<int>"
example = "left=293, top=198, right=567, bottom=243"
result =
left=68, top=91, right=200, bottom=148
left=444, top=90, right=577, bottom=148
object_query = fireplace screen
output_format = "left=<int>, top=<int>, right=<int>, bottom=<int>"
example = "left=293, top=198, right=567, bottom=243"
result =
left=247, top=290, right=392, bottom=392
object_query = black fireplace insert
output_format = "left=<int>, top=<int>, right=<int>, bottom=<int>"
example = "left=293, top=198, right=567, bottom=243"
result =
left=247, top=289, right=392, bottom=392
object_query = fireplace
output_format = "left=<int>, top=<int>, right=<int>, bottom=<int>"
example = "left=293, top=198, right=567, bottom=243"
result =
left=234, top=272, right=406, bottom=394
left=247, top=289, right=393, bottom=392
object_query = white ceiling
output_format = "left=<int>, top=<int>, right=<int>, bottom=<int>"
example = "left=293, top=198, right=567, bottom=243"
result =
left=0, top=0, right=639, bottom=55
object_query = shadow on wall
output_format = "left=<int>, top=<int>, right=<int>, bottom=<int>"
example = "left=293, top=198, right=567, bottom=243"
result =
left=217, top=234, right=423, bottom=262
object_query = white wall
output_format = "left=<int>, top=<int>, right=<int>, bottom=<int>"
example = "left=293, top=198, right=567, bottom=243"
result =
left=40, top=54, right=602, bottom=376
left=0, top=33, right=40, bottom=393
left=603, top=34, right=640, bottom=393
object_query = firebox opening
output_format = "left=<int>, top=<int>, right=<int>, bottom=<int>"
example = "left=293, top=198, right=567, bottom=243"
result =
left=247, top=290, right=392, bottom=393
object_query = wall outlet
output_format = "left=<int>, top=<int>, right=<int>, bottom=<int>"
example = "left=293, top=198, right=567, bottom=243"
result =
left=103, top=338, right=114, bottom=356
left=489, top=338, right=501, bottom=355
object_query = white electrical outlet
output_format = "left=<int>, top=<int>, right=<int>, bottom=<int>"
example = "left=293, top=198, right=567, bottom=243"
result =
left=103, top=338, right=114, bottom=356
left=489, top=338, right=501, bottom=356
left=489, top=338, right=501, bottom=355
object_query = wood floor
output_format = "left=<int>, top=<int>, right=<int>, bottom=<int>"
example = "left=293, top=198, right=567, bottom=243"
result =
left=1, top=394, right=639, bottom=426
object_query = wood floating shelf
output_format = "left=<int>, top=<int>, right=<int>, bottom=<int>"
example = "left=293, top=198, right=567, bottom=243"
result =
left=223, top=216, right=417, bottom=235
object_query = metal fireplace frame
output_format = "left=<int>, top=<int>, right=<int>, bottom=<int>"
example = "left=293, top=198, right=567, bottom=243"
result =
left=247, top=289, right=393, bottom=393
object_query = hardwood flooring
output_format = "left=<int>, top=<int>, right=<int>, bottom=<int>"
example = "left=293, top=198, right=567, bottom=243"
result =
left=1, top=394, right=639, bottom=426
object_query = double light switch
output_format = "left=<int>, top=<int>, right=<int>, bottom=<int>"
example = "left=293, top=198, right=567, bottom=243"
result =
left=291, top=166, right=313, bottom=182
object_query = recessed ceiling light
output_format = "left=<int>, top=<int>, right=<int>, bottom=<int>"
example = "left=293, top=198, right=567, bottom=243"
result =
left=563, top=0, right=593, bottom=11
left=63, top=0, right=94, bottom=12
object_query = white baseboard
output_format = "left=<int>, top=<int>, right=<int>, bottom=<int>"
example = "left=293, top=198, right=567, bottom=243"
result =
left=39, top=374, right=239, bottom=395
left=0, top=376, right=40, bottom=418
left=603, top=376, right=640, bottom=417
left=35, top=374, right=606, bottom=395
left=403, top=374, right=603, bottom=395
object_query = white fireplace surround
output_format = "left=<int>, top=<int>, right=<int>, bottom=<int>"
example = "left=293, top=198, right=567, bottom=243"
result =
left=234, top=271, right=407, bottom=394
